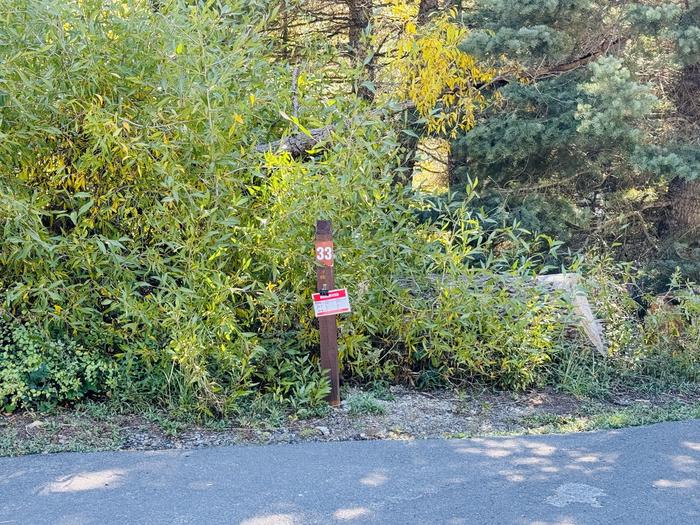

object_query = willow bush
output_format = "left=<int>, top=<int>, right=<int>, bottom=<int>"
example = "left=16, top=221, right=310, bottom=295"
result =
left=0, top=0, right=570, bottom=415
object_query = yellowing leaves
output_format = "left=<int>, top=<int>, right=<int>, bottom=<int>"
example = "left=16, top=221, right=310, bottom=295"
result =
left=228, top=113, right=245, bottom=137
left=390, top=0, right=418, bottom=21
left=394, top=10, right=494, bottom=138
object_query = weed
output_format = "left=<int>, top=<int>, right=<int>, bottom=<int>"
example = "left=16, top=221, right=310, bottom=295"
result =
left=368, top=381, right=395, bottom=401
left=0, top=414, right=123, bottom=457
left=346, top=392, right=387, bottom=416
left=518, top=401, right=700, bottom=435
left=233, top=395, right=287, bottom=429
left=298, top=427, right=319, bottom=439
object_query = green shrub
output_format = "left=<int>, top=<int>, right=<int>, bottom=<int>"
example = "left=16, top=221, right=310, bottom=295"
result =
left=0, top=0, right=572, bottom=414
left=640, top=278, right=700, bottom=383
left=552, top=258, right=700, bottom=397
left=0, top=318, right=115, bottom=412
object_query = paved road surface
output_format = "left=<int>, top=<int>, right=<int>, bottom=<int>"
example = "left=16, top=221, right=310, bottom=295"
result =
left=1, top=420, right=698, bottom=525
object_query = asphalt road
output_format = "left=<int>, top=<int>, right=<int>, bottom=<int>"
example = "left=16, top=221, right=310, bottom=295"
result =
left=1, top=420, right=698, bottom=525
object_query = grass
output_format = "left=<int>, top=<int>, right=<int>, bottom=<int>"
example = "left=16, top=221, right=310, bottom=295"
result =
left=518, top=401, right=700, bottom=435
left=2, top=390, right=698, bottom=457
left=551, top=341, right=700, bottom=401
left=0, top=411, right=124, bottom=457
left=346, top=392, right=387, bottom=416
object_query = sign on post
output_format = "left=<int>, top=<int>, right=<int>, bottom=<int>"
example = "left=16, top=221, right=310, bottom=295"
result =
left=312, top=288, right=351, bottom=318
left=314, top=220, right=342, bottom=406
left=315, top=240, right=334, bottom=267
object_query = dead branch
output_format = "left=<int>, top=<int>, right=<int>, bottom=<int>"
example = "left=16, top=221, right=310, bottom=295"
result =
left=255, top=101, right=416, bottom=157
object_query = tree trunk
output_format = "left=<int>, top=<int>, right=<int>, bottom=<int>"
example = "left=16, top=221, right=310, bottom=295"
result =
left=668, top=177, right=700, bottom=240
left=675, top=63, right=700, bottom=121
left=667, top=62, right=700, bottom=241
left=418, top=0, right=439, bottom=24
left=396, top=1, right=441, bottom=186
left=446, top=142, right=459, bottom=188
left=281, top=0, right=290, bottom=59
left=347, top=0, right=374, bottom=101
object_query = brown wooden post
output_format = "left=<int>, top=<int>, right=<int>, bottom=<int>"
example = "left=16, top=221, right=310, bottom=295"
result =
left=315, top=220, right=340, bottom=406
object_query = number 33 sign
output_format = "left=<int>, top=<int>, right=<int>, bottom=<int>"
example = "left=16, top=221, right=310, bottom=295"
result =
left=315, top=241, right=334, bottom=266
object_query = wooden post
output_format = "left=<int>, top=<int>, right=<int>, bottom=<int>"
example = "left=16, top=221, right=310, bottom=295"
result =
left=315, top=220, right=340, bottom=406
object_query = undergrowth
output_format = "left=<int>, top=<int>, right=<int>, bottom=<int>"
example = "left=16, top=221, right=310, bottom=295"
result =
left=550, top=258, right=700, bottom=399
left=0, top=1, right=697, bottom=418
left=519, top=401, right=700, bottom=434
left=0, top=0, right=573, bottom=416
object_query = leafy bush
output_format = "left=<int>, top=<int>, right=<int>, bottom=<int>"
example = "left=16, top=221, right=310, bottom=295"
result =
left=640, top=279, right=700, bottom=383
left=0, top=317, right=115, bottom=412
left=0, top=0, right=572, bottom=414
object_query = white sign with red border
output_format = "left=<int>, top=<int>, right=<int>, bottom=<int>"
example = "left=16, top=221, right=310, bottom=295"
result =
left=312, top=288, right=351, bottom=318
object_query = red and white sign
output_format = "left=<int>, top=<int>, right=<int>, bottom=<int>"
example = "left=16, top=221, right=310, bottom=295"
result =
left=315, top=241, right=334, bottom=267
left=312, top=288, right=351, bottom=318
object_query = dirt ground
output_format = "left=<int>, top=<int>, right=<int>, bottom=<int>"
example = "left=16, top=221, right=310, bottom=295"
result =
left=2, top=385, right=699, bottom=456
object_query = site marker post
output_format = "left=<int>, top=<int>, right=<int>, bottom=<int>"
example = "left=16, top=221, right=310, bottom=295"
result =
left=314, top=220, right=344, bottom=406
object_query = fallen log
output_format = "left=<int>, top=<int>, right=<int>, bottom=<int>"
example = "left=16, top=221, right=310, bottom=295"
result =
left=405, top=272, right=607, bottom=355
left=535, top=273, right=606, bottom=356
left=255, top=124, right=334, bottom=157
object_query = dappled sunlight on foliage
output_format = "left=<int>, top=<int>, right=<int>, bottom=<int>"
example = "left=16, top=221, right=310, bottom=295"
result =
left=392, top=5, right=494, bottom=137
left=0, top=0, right=573, bottom=415
left=0, top=0, right=698, bottom=417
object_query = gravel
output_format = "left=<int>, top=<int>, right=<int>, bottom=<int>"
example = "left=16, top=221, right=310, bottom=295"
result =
left=1, top=385, right=697, bottom=456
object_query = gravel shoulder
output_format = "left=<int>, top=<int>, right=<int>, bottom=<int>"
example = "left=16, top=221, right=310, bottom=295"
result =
left=2, top=386, right=699, bottom=457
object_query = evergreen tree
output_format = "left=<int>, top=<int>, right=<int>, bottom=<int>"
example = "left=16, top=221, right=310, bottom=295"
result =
left=450, top=1, right=658, bottom=246
left=627, top=0, right=700, bottom=278
left=450, top=0, right=700, bottom=280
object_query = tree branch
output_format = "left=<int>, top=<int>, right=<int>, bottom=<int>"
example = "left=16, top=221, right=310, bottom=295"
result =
left=255, top=124, right=335, bottom=157
left=255, top=102, right=416, bottom=157
left=255, top=36, right=625, bottom=158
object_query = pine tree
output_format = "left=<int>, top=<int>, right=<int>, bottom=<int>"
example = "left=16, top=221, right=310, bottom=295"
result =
left=626, top=0, right=700, bottom=278
left=450, top=1, right=649, bottom=239
left=450, top=1, right=696, bottom=264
